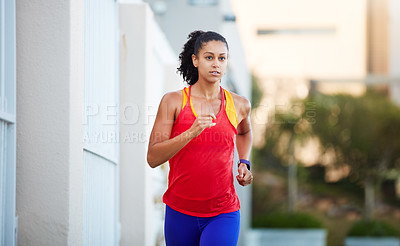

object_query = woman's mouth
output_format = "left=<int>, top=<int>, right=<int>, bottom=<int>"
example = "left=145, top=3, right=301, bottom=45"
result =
left=210, top=71, right=220, bottom=75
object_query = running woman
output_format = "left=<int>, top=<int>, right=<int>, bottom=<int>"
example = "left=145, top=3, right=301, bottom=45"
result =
left=147, top=30, right=253, bottom=246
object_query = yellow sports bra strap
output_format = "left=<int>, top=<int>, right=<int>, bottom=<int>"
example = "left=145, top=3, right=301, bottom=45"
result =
left=224, top=89, right=238, bottom=129
left=182, top=87, right=189, bottom=109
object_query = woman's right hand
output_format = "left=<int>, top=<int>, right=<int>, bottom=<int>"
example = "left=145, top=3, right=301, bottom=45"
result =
left=187, top=113, right=216, bottom=138
left=147, top=92, right=217, bottom=168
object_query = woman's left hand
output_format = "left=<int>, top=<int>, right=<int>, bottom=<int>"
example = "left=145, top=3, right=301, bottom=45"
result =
left=236, top=164, right=253, bottom=186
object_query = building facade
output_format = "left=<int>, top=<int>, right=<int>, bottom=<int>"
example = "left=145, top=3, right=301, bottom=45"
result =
left=231, top=0, right=400, bottom=144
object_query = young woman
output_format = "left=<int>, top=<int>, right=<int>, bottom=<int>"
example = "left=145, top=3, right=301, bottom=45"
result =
left=147, top=30, right=253, bottom=246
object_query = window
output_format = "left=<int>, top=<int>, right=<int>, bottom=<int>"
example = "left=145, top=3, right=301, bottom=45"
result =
left=257, top=27, right=336, bottom=36
left=188, top=0, right=218, bottom=6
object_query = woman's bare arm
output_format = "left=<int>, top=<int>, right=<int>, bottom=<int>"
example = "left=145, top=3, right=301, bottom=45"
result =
left=232, top=94, right=253, bottom=186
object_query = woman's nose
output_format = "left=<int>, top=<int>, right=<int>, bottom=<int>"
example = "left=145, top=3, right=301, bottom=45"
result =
left=212, top=59, right=220, bottom=68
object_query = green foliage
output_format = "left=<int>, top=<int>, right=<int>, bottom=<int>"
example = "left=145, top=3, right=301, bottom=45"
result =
left=303, top=91, right=400, bottom=181
left=252, top=212, right=324, bottom=229
left=305, top=165, right=364, bottom=201
left=347, top=220, right=400, bottom=237
left=251, top=144, right=285, bottom=172
left=257, top=90, right=400, bottom=176
left=252, top=102, right=313, bottom=171
left=251, top=73, right=263, bottom=107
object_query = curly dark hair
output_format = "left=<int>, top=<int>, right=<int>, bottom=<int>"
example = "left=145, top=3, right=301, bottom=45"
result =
left=177, top=30, right=229, bottom=85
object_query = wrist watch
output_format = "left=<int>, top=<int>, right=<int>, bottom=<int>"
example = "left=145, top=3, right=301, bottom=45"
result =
left=238, top=159, right=251, bottom=171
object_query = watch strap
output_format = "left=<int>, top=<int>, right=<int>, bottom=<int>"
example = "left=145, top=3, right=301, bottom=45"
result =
left=238, top=159, right=251, bottom=171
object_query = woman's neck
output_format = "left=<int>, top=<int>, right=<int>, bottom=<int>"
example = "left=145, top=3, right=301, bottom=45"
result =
left=191, top=81, right=220, bottom=100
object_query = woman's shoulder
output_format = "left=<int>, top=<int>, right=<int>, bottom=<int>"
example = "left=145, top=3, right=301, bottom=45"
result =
left=225, top=89, right=251, bottom=113
left=160, top=88, right=185, bottom=107
left=162, top=88, right=186, bottom=101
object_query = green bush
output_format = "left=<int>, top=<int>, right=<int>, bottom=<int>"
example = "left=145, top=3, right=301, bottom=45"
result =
left=252, top=212, right=324, bottom=229
left=347, top=220, right=399, bottom=237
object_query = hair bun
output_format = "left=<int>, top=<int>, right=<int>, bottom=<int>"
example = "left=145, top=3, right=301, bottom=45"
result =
left=188, top=30, right=205, bottom=41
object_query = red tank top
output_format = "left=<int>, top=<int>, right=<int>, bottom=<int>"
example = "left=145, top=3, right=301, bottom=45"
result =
left=163, top=85, right=240, bottom=217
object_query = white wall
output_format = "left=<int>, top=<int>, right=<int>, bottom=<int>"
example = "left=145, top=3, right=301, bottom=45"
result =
left=16, top=0, right=84, bottom=245
left=119, top=5, right=153, bottom=245
left=0, top=0, right=17, bottom=245
left=119, top=3, right=179, bottom=246
left=146, top=0, right=221, bottom=55
left=82, top=0, right=119, bottom=245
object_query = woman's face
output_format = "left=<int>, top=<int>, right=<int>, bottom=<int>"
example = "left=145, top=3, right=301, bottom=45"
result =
left=192, top=40, right=228, bottom=84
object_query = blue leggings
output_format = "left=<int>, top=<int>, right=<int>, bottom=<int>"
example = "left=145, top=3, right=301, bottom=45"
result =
left=164, top=205, right=240, bottom=246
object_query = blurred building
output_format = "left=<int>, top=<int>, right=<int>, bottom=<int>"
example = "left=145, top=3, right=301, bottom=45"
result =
left=367, top=0, right=400, bottom=104
left=231, top=0, right=400, bottom=146
left=144, top=0, right=251, bottom=97
left=1, top=0, right=251, bottom=245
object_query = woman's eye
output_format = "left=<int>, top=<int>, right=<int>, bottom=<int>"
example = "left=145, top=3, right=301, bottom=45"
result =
left=206, top=56, right=213, bottom=60
left=219, top=57, right=226, bottom=61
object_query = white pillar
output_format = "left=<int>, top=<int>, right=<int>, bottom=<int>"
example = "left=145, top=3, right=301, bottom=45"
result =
left=119, top=3, right=154, bottom=246
left=16, top=0, right=84, bottom=245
